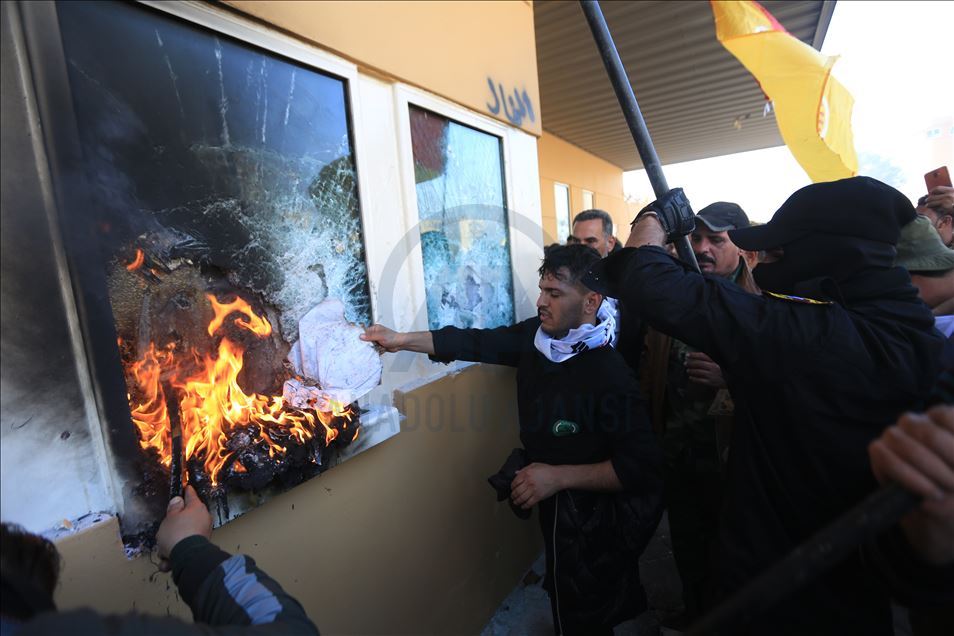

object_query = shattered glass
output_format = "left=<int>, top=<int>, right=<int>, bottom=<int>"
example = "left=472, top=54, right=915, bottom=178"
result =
left=54, top=1, right=378, bottom=537
left=57, top=0, right=372, bottom=338
left=409, top=107, right=515, bottom=330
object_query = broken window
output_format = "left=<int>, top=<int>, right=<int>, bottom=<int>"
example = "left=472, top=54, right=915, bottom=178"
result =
left=54, top=0, right=381, bottom=541
left=409, top=106, right=515, bottom=330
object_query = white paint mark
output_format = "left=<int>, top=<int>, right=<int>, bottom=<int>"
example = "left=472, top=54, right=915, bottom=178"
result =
left=283, top=70, right=296, bottom=127
left=155, top=30, right=185, bottom=120
left=214, top=39, right=231, bottom=146
left=260, top=59, right=268, bottom=144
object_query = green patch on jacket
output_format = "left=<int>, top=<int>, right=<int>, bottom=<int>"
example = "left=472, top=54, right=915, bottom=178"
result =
left=552, top=419, right=580, bottom=436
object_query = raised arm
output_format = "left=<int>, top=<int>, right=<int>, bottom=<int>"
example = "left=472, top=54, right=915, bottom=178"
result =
left=363, top=320, right=534, bottom=368
left=360, top=324, right=434, bottom=354
left=597, top=216, right=832, bottom=377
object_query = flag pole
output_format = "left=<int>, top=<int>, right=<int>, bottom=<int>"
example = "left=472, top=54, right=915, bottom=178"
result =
left=579, top=0, right=700, bottom=273
left=580, top=2, right=921, bottom=631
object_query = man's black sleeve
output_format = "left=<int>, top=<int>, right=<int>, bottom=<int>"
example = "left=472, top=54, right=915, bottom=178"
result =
left=171, top=535, right=320, bottom=633
left=601, top=246, right=838, bottom=377
left=430, top=318, right=537, bottom=367
left=21, top=538, right=321, bottom=635
left=596, top=372, right=663, bottom=496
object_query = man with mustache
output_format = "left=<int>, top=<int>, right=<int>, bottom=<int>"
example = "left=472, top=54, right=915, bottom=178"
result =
left=584, top=177, right=943, bottom=634
left=361, top=243, right=663, bottom=635
left=640, top=202, right=758, bottom=626
left=567, top=208, right=645, bottom=374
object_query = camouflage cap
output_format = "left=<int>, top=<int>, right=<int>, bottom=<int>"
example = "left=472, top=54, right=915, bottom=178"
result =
left=897, top=215, right=954, bottom=273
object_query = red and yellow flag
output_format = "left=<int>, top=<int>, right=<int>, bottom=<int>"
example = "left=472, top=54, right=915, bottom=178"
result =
left=711, top=1, right=857, bottom=182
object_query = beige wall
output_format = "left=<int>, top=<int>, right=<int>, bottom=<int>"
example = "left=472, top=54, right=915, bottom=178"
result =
left=40, top=4, right=545, bottom=631
left=224, top=1, right=541, bottom=136
left=537, top=131, right=635, bottom=244
left=55, top=364, right=541, bottom=634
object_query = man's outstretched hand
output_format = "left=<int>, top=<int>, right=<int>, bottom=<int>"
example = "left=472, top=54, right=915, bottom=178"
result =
left=156, top=485, right=213, bottom=571
left=360, top=325, right=435, bottom=355
left=360, top=324, right=404, bottom=352
left=868, top=406, right=954, bottom=565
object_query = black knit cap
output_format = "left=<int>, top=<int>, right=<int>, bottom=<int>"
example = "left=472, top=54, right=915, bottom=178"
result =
left=729, top=176, right=916, bottom=251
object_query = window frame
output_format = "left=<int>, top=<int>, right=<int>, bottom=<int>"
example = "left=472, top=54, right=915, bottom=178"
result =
left=395, top=85, right=526, bottom=332
left=554, top=182, right=572, bottom=245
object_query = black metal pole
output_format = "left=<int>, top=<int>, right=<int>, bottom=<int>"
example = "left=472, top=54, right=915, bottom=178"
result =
left=579, top=0, right=699, bottom=272
left=687, top=483, right=919, bottom=635
left=163, top=381, right=184, bottom=500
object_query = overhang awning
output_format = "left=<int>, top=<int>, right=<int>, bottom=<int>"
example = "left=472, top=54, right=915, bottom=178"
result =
left=535, top=0, right=835, bottom=170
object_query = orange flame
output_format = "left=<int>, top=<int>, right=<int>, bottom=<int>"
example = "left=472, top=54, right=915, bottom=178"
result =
left=125, top=294, right=353, bottom=485
left=207, top=294, right=272, bottom=337
left=126, top=249, right=145, bottom=271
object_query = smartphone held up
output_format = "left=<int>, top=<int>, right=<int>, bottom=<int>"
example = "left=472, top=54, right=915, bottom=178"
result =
left=925, top=166, right=952, bottom=191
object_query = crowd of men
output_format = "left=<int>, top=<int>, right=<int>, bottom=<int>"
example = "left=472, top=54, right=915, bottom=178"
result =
left=370, top=177, right=954, bottom=635
left=2, top=179, right=952, bottom=635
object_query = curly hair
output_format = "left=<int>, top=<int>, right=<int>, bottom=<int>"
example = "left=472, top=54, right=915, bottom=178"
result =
left=538, top=243, right=602, bottom=285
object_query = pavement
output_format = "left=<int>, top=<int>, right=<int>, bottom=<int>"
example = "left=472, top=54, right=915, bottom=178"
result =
left=481, top=513, right=686, bottom=636
left=481, top=511, right=917, bottom=636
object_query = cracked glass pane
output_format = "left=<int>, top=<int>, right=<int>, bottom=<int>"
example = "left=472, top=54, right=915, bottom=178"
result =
left=409, top=106, right=515, bottom=330
left=57, top=0, right=372, bottom=338
left=54, top=1, right=378, bottom=534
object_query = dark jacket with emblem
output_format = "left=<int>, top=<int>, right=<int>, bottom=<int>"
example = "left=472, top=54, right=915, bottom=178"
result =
left=431, top=318, right=664, bottom=631
left=595, top=243, right=943, bottom=635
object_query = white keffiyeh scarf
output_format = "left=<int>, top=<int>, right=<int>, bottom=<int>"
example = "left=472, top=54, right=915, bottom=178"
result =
left=533, top=297, right=619, bottom=363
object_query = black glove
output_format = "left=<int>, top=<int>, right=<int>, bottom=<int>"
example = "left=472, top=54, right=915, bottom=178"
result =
left=632, top=187, right=695, bottom=242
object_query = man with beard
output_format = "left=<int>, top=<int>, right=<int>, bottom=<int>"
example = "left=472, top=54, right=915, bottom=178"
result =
left=361, top=244, right=663, bottom=635
left=568, top=209, right=644, bottom=373
left=640, top=202, right=758, bottom=626
left=584, top=177, right=943, bottom=634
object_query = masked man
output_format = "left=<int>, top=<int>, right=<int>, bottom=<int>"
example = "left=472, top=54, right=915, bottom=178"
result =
left=585, top=177, right=943, bottom=635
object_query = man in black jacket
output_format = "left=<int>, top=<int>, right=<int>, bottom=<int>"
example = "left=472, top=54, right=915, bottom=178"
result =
left=584, top=177, right=943, bottom=635
left=362, top=244, right=663, bottom=635
left=1, top=485, right=319, bottom=635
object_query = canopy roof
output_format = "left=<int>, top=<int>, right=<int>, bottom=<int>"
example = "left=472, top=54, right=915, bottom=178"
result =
left=534, top=0, right=835, bottom=170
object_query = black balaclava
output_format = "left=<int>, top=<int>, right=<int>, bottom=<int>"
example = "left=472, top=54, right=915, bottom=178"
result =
left=753, top=233, right=897, bottom=300
left=729, top=177, right=917, bottom=301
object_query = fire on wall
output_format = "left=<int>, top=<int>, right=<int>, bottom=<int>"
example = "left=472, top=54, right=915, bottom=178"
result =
left=1, top=0, right=399, bottom=548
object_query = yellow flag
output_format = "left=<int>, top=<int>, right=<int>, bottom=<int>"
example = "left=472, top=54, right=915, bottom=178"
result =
left=711, top=1, right=858, bottom=182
